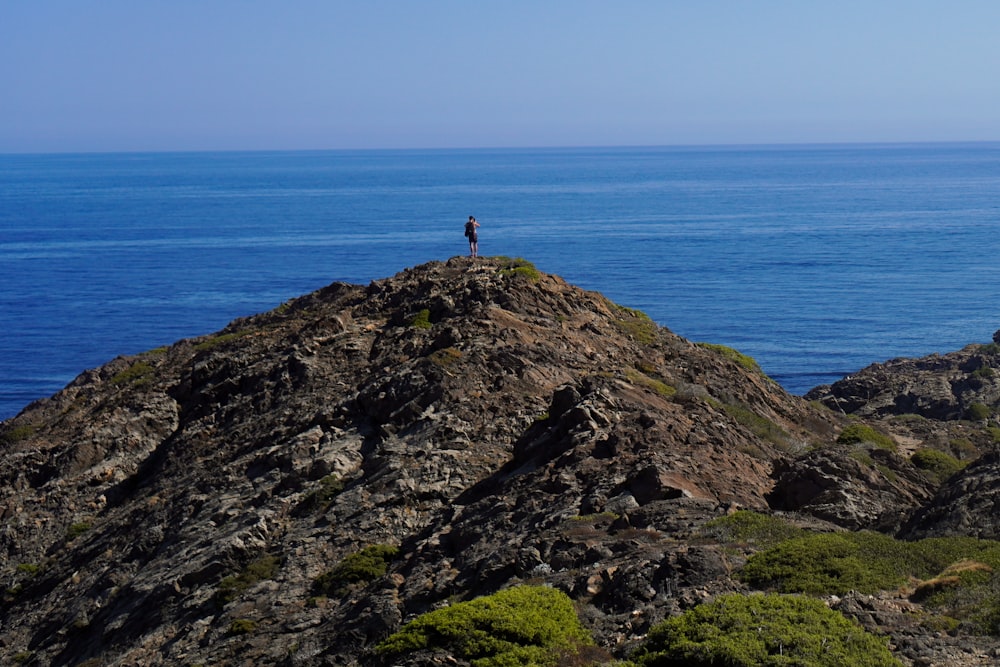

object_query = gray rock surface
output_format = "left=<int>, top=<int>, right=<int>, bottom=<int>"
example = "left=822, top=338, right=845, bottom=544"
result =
left=0, top=257, right=998, bottom=665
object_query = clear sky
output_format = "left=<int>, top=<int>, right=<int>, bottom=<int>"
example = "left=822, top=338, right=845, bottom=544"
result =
left=2, top=1, right=999, bottom=153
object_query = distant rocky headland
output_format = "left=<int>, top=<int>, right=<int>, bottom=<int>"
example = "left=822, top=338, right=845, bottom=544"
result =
left=2, top=257, right=1000, bottom=666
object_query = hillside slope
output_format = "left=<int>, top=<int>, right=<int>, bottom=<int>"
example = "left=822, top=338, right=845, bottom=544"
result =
left=1, top=257, right=998, bottom=666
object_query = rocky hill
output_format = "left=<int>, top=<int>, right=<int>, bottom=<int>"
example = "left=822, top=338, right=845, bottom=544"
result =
left=2, top=257, right=1000, bottom=666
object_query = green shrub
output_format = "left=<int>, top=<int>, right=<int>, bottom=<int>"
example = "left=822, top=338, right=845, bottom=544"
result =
left=377, top=585, right=594, bottom=667
left=836, top=423, right=896, bottom=451
left=721, top=402, right=788, bottom=446
left=631, top=593, right=902, bottom=667
left=228, top=618, right=257, bottom=635
left=612, top=305, right=657, bottom=345
left=193, top=330, right=251, bottom=351
left=66, top=522, right=91, bottom=541
left=216, top=555, right=280, bottom=606
left=297, top=474, right=345, bottom=514
left=314, top=544, right=399, bottom=596
left=429, top=347, right=463, bottom=367
left=740, top=531, right=1000, bottom=601
left=16, top=563, right=40, bottom=576
left=410, top=308, right=432, bottom=329
left=911, top=448, right=965, bottom=484
left=700, top=510, right=804, bottom=547
left=625, top=368, right=676, bottom=398
left=966, top=402, right=992, bottom=421
left=110, top=361, right=155, bottom=386
left=498, top=257, right=542, bottom=282
left=1, top=423, right=38, bottom=444
left=739, top=532, right=895, bottom=595
left=696, top=342, right=762, bottom=374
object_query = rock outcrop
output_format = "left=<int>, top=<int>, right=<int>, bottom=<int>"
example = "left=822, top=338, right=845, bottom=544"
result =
left=1, top=257, right=998, bottom=666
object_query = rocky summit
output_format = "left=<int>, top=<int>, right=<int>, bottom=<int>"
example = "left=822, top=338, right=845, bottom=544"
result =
left=2, top=257, right=1000, bottom=666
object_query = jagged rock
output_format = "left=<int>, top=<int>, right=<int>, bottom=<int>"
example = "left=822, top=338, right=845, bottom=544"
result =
left=0, top=257, right=997, bottom=665
left=901, top=446, right=1000, bottom=540
left=807, top=343, right=1000, bottom=420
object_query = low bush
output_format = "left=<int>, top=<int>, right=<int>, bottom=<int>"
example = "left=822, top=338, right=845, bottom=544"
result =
left=216, top=555, right=280, bottom=606
left=740, top=531, right=1000, bottom=611
left=612, top=305, right=658, bottom=345
left=498, top=257, right=542, bottom=282
left=911, top=448, right=965, bottom=484
left=410, top=308, right=432, bottom=329
left=314, top=544, right=399, bottom=596
left=700, top=510, right=804, bottom=547
left=696, top=342, right=762, bottom=374
left=110, top=361, right=154, bottom=386
left=631, top=593, right=902, bottom=667
left=377, top=585, right=594, bottom=667
left=66, top=522, right=92, bottom=541
left=228, top=618, right=257, bottom=635
left=836, top=423, right=896, bottom=451
left=296, top=474, right=344, bottom=514
left=966, top=402, right=992, bottom=420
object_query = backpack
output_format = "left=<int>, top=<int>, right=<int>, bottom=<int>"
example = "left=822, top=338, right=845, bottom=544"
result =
left=464, top=221, right=474, bottom=237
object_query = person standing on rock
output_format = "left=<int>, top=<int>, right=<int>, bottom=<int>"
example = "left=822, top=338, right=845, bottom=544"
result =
left=465, top=215, right=480, bottom=258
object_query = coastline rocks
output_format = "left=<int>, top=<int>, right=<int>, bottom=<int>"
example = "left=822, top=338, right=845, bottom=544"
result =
left=0, top=257, right=997, bottom=665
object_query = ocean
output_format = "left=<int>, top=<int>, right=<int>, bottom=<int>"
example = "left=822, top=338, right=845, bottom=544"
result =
left=2, top=143, right=1000, bottom=421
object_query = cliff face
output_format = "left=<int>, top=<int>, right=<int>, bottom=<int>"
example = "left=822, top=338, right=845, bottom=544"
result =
left=0, top=257, right=997, bottom=666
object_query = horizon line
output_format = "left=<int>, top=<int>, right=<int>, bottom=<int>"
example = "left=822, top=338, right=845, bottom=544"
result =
left=3, top=138, right=1000, bottom=158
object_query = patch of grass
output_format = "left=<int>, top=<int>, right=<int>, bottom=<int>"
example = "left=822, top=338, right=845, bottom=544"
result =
left=314, top=544, right=399, bottom=596
left=410, top=308, right=432, bottom=329
left=988, top=427, right=1000, bottom=444
left=296, top=474, right=344, bottom=514
left=429, top=346, right=463, bottom=367
left=497, top=257, right=542, bottom=282
left=66, top=522, right=91, bottom=541
left=16, top=563, right=40, bottom=576
left=966, top=402, right=992, bottom=420
left=611, top=305, right=658, bottom=345
left=836, top=423, right=896, bottom=451
left=110, top=361, right=155, bottom=386
left=696, top=342, right=763, bottom=374
left=1, top=423, right=37, bottom=444
left=193, top=330, right=252, bottom=351
left=215, top=555, right=281, bottom=606
left=739, top=531, right=1000, bottom=619
left=911, top=448, right=966, bottom=484
left=377, top=585, right=595, bottom=667
left=721, top=402, right=788, bottom=447
left=632, top=593, right=903, bottom=667
left=228, top=618, right=257, bottom=635
left=700, top=511, right=805, bottom=548
left=624, top=368, right=676, bottom=398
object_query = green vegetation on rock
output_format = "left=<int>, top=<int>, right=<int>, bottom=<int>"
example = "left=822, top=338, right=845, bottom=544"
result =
left=836, top=423, right=896, bottom=451
left=314, top=544, right=399, bottom=596
left=110, top=361, right=154, bottom=386
left=739, top=530, right=1000, bottom=632
left=612, top=305, right=657, bottom=345
left=410, top=308, right=432, bottom=329
left=700, top=510, right=805, bottom=547
left=911, top=448, right=966, bottom=484
left=696, top=342, right=762, bottom=374
left=377, top=585, right=594, bottom=667
left=496, top=257, right=542, bottom=282
left=216, top=555, right=281, bottom=606
left=631, top=593, right=902, bottom=667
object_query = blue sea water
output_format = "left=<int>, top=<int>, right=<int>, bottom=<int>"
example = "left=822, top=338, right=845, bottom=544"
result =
left=2, top=144, right=1000, bottom=421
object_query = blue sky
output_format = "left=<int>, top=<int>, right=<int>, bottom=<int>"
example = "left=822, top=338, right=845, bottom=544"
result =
left=2, top=1, right=999, bottom=153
